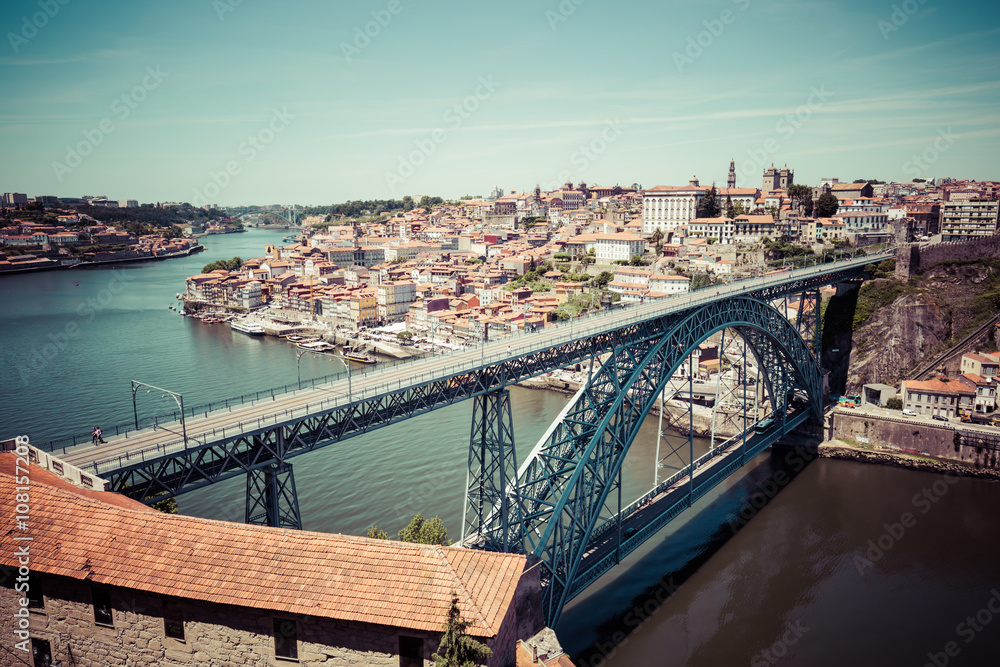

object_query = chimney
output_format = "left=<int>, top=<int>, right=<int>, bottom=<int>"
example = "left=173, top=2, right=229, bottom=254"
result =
left=532, top=644, right=538, bottom=663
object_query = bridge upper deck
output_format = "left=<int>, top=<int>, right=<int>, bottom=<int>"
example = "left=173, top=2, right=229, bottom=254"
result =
left=56, top=253, right=887, bottom=479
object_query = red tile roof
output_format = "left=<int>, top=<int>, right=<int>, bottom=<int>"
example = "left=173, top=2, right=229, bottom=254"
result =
left=0, top=454, right=525, bottom=636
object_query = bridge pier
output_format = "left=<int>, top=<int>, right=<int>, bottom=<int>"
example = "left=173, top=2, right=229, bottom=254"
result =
left=462, top=389, right=520, bottom=551
left=246, top=461, right=302, bottom=530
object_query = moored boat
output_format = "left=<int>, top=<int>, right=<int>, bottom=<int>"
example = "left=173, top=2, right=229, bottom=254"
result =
left=231, top=319, right=265, bottom=336
left=296, top=340, right=335, bottom=352
left=342, top=346, right=377, bottom=364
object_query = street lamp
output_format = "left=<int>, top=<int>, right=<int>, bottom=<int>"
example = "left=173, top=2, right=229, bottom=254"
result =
left=131, top=380, right=188, bottom=449
left=335, top=353, right=353, bottom=400
left=295, top=347, right=323, bottom=390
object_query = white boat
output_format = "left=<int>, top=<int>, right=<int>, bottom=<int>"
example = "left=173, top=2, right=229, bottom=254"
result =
left=296, top=340, right=335, bottom=352
left=231, top=319, right=265, bottom=336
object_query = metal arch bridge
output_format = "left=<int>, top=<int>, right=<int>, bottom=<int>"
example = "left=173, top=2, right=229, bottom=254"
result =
left=49, top=253, right=887, bottom=622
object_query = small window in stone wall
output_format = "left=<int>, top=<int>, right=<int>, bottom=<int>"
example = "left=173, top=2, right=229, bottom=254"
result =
left=273, top=618, right=298, bottom=660
left=27, top=579, right=44, bottom=610
left=31, top=638, right=53, bottom=667
left=163, top=600, right=185, bottom=641
left=399, top=635, right=424, bottom=667
left=92, top=587, right=114, bottom=626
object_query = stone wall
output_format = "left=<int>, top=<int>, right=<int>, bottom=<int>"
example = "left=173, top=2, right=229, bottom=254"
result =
left=488, top=558, right=544, bottom=667
left=895, top=235, right=1000, bottom=281
left=1, top=572, right=446, bottom=667
left=824, top=410, right=1000, bottom=469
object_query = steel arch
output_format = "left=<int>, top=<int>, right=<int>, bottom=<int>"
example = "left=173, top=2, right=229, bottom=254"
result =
left=511, top=296, right=822, bottom=625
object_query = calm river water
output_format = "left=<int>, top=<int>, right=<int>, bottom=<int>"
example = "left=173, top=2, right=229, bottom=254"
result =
left=2, top=228, right=998, bottom=666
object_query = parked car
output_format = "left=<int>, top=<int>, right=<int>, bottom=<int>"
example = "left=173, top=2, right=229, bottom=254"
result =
left=931, top=414, right=949, bottom=422
left=902, top=409, right=916, bottom=416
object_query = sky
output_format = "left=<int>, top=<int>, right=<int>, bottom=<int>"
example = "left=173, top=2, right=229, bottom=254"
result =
left=1, top=0, right=999, bottom=206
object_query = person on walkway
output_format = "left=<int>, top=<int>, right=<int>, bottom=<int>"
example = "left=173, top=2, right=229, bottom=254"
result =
left=92, top=426, right=106, bottom=445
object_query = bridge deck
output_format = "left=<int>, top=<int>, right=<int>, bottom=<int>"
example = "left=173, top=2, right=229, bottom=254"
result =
left=53, top=256, right=882, bottom=478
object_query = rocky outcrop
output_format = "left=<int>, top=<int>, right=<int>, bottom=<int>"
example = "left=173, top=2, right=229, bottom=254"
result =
left=845, top=261, right=1000, bottom=391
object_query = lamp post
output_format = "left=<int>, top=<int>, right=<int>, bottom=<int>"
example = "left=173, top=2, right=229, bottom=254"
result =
left=131, top=380, right=188, bottom=449
left=295, top=347, right=316, bottom=390
left=335, top=353, right=353, bottom=400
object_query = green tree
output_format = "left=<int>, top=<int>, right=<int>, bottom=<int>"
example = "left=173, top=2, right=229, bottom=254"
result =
left=691, top=273, right=714, bottom=290
left=697, top=185, right=721, bottom=218
left=629, top=255, right=648, bottom=266
left=398, top=513, right=449, bottom=545
left=732, top=200, right=749, bottom=216
left=432, top=595, right=493, bottom=667
left=787, top=184, right=814, bottom=217
left=151, top=496, right=178, bottom=514
left=885, top=397, right=903, bottom=410
left=650, top=228, right=664, bottom=245
left=202, top=256, right=243, bottom=273
left=594, top=271, right=613, bottom=288
left=366, top=524, right=388, bottom=539
left=396, top=331, right=414, bottom=343
left=816, top=192, right=839, bottom=217
left=725, top=194, right=735, bottom=219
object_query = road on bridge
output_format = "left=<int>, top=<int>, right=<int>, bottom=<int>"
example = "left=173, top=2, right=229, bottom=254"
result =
left=52, top=255, right=884, bottom=478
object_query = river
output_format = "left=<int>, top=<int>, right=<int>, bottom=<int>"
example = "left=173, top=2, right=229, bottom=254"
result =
left=2, top=228, right=998, bottom=665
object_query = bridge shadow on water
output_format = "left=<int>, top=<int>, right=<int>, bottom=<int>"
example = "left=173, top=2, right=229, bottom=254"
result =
left=562, top=437, right=821, bottom=666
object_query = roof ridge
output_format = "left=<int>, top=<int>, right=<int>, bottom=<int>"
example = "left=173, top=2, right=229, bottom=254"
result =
left=436, top=546, right=494, bottom=635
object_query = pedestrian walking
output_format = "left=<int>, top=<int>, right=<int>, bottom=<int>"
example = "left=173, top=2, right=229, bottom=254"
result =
left=92, top=426, right=106, bottom=445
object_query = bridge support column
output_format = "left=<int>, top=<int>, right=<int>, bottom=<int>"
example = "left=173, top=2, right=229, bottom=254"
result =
left=796, top=288, right=822, bottom=358
left=462, top=389, right=519, bottom=551
left=246, top=461, right=302, bottom=530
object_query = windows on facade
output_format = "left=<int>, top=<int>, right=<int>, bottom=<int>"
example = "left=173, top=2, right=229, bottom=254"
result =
left=27, top=579, right=44, bottom=610
left=399, top=635, right=424, bottom=667
left=274, top=618, right=298, bottom=660
left=31, top=638, right=53, bottom=667
left=92, top=587, right=114, bottom=627
left=163, top=600, right=185, bottom=641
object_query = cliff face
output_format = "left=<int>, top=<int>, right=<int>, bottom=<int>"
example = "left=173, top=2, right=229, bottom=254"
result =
left=844, top=261, right=1000, bottom=391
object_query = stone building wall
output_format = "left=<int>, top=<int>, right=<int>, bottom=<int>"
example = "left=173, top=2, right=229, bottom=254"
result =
left=895, top=236, right=1000, bottom=281
left=487, top=561, right=544, bottom=667
left=0, top=572, right=445, bottom=667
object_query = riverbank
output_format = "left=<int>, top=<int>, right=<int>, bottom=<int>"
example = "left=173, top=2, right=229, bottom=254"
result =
left=0, top=244, right=204, bottom=276
left=819, top=438, right=1000, bottom=480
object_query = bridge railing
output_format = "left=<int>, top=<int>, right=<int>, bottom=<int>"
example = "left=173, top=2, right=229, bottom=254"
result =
left=52, top=255, right=886, bottom=462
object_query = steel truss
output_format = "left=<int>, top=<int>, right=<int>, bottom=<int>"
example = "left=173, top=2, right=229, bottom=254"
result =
left=507, top=297, right=823, bottom=626
left=246, top=461, right=302, bottom=529
left=462, top=389, right=519, bottom=550
left=104, top=266, right=860, bottom=506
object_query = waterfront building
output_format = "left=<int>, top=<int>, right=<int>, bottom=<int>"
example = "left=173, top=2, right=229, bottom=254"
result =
left=377, top=279, right=417, bottom=324
left=900, top=378, right=975, bottom=418
left=0, top=454, right=542, bottom=667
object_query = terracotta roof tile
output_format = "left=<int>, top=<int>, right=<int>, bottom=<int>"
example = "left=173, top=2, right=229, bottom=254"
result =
left=0, top=454, right=524, bottom=636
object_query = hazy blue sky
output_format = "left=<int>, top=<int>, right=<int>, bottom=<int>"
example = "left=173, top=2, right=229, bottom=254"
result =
left=2, top=0, right=998, bottom=205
